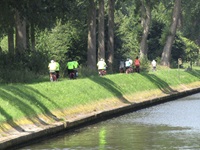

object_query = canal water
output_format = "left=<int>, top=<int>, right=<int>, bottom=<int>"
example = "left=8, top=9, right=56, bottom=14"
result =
left=19, top=93, right=200, bottom=150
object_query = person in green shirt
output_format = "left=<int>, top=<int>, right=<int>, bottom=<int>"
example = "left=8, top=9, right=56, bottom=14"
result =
left=66, top=61, right=75, bottom=79
left=55, top=61, right=60, bottom=79
left=73, top=60, right=79, bottom=78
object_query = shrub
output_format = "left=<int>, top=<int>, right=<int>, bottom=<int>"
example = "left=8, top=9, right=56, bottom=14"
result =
left=140, top=56, right=150, bottom=72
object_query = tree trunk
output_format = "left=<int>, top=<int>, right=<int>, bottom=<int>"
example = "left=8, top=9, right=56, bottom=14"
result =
left=107, top=0, right=115, bottom=72
left=31, top=23, right=36, bottom=51
left=8, top=26, right=14, bottom=56
left=15, top=10, right=27, bottom=54
left=98, top=0, right=105, bottom=61
left=161, top=0, right=181, bottom=66
left=87, top=0, right=97, bottom=70
left=140, top=0, right=151, bottom=59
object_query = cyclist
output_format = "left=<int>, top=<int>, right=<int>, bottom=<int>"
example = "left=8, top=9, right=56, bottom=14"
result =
left=125, top=58, right=133, bottom=74
left=151, top=59, right=157, bottom=71
left=73, top=60, right=79, bottom=78
left=97, top=58, right=107, bottom=76
left=134, top=56, right=140, bottom=73
left=55, top=60, right=60, bottom=79
left=66, top=61, right=75, bottom=79
left=48, top=60, right=57, bottom=81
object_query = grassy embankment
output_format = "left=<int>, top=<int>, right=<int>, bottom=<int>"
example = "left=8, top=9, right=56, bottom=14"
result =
left=0, top=67, right=200, bottom=132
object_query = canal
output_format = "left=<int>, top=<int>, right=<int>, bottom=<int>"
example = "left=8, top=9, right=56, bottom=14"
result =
left=19, top=93, right=200, bottom=150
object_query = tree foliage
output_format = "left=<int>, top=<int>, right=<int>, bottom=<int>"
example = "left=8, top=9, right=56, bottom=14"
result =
left=0, top=0, right=200, bottom=82
left=115, top=1, right=141, bottom=60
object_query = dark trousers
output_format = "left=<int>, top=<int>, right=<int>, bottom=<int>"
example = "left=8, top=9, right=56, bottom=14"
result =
left=68, top=69, right=75, bottom=79
left=55, top=71, right=59, bottom=79
left=135, top=66, right=140, bottom=73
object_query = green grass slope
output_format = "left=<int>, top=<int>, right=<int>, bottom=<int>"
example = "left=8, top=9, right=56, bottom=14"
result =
left=0, top=68, right=200, bottom=127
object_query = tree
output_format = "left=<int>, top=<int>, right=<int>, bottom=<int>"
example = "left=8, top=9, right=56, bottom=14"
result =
left=114, top=0, right=141, bottom=60
left=107, top=0, right=115, bottom=72
left=15, top=10, right=27, bottom=54
left=0, top=0, right=15, bottom=55
left=87, top=0, right=97, bottom=70
left=181, top=0, right=200, bottom=45
left=98, top=0, right=105, bottom=60
left=161, top=0, right=181, bottom=66
left=140, top=0, right=151, bottom=59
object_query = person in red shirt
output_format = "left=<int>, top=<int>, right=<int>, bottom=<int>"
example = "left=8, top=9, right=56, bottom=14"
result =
left=134, top=56, right=140, bottom=73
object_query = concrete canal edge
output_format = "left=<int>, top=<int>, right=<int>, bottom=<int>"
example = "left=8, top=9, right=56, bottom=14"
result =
left=0, top=86, right=200, bottom=149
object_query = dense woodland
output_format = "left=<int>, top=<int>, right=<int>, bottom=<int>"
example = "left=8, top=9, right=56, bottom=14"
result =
left=0, top=0, right=199, bottom=82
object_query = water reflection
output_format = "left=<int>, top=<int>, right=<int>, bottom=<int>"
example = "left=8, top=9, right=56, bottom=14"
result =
left=99, top=127, right=106, bottom=150
left=20, top=93, right=200, bottom=150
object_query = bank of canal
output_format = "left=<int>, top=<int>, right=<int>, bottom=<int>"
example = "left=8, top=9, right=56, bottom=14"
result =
left=20, top=93, right=200, bottom=150
left=0, top=81, right=200, bottom=150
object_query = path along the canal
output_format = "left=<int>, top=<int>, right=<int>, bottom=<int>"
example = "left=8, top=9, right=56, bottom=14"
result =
left=20, top=92, right=200, bottom=150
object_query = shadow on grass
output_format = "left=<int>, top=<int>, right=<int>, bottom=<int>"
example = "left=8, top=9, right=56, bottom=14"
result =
left=0, top=85, right=62, bottom=132
left=0, top=106, right=25, bottom=132
left=184, top=69, right=200, bottom=79
left=141, top=73, right=178, bottom=94
left=89, top=76, right=132, bottom=104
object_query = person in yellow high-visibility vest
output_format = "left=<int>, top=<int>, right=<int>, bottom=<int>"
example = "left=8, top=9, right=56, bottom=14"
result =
left=66, top=61, right=75, bottom=79
left=55, top=60, right=60, bottom=79
left=73, top=60, right=79, bottom=78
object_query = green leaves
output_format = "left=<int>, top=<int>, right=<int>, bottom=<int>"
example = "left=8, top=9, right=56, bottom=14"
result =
left=115, top=1, right=141, bottom=58
left=35, top=19, right=85, bottom=73
left=180, top=36, right=199, bottom=63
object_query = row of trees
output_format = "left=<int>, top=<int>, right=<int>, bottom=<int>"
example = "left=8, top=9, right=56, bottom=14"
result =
left=0, top=0, right=200, bottom=76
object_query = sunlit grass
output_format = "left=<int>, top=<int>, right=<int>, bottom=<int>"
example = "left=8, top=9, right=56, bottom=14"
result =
left=0, top=67, right=200, bottom=124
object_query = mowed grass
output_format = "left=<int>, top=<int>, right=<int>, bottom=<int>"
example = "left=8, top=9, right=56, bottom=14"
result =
left=0, top=68, right=200, bottom=124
